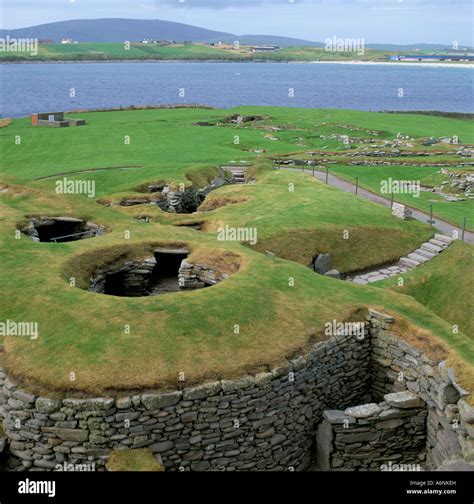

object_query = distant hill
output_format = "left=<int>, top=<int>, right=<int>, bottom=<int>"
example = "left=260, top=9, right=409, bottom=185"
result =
left=0, top=19, right=469, bottom=50
left=212, top=35, right=322, bottom=47
left=0, top=18, right=319, bottom=46
left=0, top=18, right=233, bottom=44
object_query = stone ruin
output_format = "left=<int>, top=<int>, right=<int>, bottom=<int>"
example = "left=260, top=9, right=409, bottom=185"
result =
left=391, top=203, right=413, bottom=220
left=115, top=167, right=248, bottom=214
left=31, top=112, right=86, bottom=128
left=20, top=217, right=104, bottom=243
left=88, top=248, right=228, bottom=297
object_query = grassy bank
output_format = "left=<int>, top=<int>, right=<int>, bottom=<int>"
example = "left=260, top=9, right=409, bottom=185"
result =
left=0, top=43, right=396, bottom=63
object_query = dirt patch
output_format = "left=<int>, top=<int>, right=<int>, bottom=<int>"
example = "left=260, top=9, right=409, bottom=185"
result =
left=0, top=119, right=12, bottom=128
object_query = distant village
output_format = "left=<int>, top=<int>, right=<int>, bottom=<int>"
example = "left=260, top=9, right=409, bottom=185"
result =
left=390, top=50, right=474, bottom=62
left=37, top=37, right=281, bottom=53
left=35, top=38, right=474, bottom=61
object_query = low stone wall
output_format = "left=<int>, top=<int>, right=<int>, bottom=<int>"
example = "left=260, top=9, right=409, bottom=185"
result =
left=90, top=257, right=157, bottom=296
left=316, top=391, right=427, bottom=470
left=178, top=260, right=228, bottom=288
left=0, top=330, right=372, bottom=471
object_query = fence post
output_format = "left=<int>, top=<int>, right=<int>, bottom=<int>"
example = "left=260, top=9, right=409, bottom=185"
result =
left=355, top=177, right=359, bottom=196
left=427, top=205, right=435, bottom=227
left=461, top=216, right=466, bottom=242
left=325, top=166, right=329, bottom=184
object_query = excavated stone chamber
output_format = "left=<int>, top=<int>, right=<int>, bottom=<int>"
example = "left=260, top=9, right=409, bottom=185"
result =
left=88, top=247, right=228, bottom=297
left=20, top=216, right=104, bottom=243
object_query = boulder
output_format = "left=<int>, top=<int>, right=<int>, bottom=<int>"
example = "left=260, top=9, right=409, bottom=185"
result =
left=35, top=397, right=61, bottom=414
left=438, top=383, right=461, bottom=407
left=313, top=254, right=331, bottom=275
left=324, top=269, right=341, bottom=279
left=183, top=381, right=221, bottom=400
left=458, top=400, right=474, bottom=425
left=141, top=391, right=182, bottom=410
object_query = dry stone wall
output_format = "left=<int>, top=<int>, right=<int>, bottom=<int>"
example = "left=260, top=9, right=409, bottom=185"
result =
left=316, top=391, right=427, bottom=470
left=178, top=260, right=228, bottom=289
left=368, top=310, right=474, bottom=470
left=0, top=309, right=472, bottom=472
left=0, top=331, right=372, bottom=472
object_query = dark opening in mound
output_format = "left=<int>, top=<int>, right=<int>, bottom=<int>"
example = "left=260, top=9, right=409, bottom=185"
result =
left=100, top=249, right=189, bottom=297
left=90, top=248, right=228, bottom=297
left=21, top=217, right=103, bottom=243
left=149, top=250, right=190, bottom=295
left=174, top=221, right=204, bottom=231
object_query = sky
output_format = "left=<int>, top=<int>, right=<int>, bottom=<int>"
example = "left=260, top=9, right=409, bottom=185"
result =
left=1, top=0, right=473, bottom=45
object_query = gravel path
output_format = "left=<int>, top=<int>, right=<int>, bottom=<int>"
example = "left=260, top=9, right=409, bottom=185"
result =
left=281, top=167, right=473, bottom=245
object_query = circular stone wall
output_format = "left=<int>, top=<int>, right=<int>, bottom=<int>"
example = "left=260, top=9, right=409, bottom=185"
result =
left=1, top=310, right=471, bottom=472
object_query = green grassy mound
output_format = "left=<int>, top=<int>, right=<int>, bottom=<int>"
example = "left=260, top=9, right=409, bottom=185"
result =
left=0, top=106, right=472, bottom=395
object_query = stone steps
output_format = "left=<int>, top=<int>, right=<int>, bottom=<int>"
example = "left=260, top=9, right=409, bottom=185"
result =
left=407, top=252, right=430, bottom=263
left=348, top=234, right=454, bottom=284
left=429, top=238, right=449, bottom=248
left=434, top=233, right=454, bottom=244
left=400, top=257, right=420, bottom=268
left=414, top=248, right=436, bottom=259
left=421, top=242, right=443, bottom=253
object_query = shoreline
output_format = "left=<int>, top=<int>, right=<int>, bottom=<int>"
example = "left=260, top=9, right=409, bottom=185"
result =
left=1, top=58, right=473, bottom=68
left=8, top=106, right=474, bottom=120
left=307, top=60, right=473, bottom=69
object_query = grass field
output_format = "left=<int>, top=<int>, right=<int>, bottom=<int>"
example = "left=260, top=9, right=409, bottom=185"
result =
left=0, top=106, right=472, bottom=395
left=0, top=42, right=400, bottom=63
left=329, top=165, right=474, bottom=231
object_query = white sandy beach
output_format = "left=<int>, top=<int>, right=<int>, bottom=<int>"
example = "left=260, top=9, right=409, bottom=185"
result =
left=306, top=60, right=473, bottom=69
